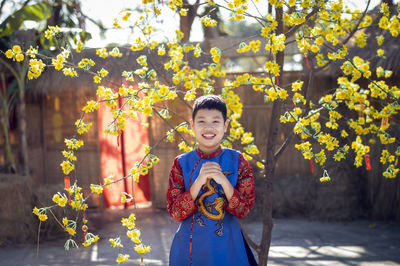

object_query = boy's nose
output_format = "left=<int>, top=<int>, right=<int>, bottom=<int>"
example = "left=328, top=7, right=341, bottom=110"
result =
left=204, top=124, right=215, bottom=130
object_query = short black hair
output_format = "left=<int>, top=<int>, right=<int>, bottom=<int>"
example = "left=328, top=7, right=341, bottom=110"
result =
left=192, top=94, right=227, bottom=122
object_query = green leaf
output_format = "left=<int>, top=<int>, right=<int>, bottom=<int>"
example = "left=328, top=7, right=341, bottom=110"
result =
left=0, top=3, right=52, bottom=38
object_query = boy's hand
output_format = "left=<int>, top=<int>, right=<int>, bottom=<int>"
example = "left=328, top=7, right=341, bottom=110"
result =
left=197, top=162, right=226, bottom=186
left=190, top=162, right=234, bottom=201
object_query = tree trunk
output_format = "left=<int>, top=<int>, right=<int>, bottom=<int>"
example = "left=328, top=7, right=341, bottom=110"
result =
left=179, top=0, right=199, bottom=42
left=0, top=77, right=15, bottom=173
left=1, top=107, right=15, bottom=173
left=17, top=72, right=29, bottom=176
left=257, top=6, right=284, bottom=265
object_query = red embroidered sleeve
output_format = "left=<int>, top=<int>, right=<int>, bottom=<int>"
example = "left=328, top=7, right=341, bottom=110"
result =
left=225, top=154, right=255, bottom=219
left=166, top=157, right=196, bottom=222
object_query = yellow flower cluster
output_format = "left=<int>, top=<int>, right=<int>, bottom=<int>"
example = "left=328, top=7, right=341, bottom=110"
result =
left=318, top=133, right=339, bottom=151
left=110, top=237, right=123, bottom=248
left=265, top=34, right=285, bottom=54
left=121, top=213, right=136, bottom=230
left=383, top=164, right=399, bottom=179
left=122, top=71, right=134, bottom=82
left=65, top=184, right=87, bottom=211
left=65, top=227, right=76, bottom=236
left=355, top=31, right=367, bottom=48
left=376, top=66, right=392, bottom=79
left=264, top=61, right=280, bottom=76
left=44, top=25, right=61, bottom=40
left=295, top=142, right=313, bottom=160
left=261, top=15, right=278, bottom=37
left=52, top=193, right=68, bottom=207
left=62, top=150, right=77, bottom=161
left=333, top=145, right=349, bottom=162
left=244, top=144, right=259, bottom=155
left=116, top=254, right=129, bottom=264
left=52, top=49, right=70, bottom=70
left=32, top=207, right=48, bottom=222
left=110, top=47, right=123, bottom=57
left=82, top=100, right=99, bottom=113
left=227, top=0, right=247, bottom=21
left=83, top=232, right=99, bottom=247
left=121, top=192, right=134, bottom=204
left=78, top=58, right=95, bottom=69
left=104, top=174, right=114, bottom=187
left=378, top=4, right=400, bottom=37
left=210, top=47, right=221, bottom=63
left=134, top=243, right=151, bottom=254
left=351, top=136, right=370, bottom=167
left=75, top=119, right=92, bottom=134
left=61, top=160, right=75, bottom=175
left=90, top=184, right=103, bottom=194
left=201, top=15, right=217, bottom=27
left=237, top=40, right=261, bottom=53
left=62, top=67, right=78, bottom=77
left=314, top=149, right=326, bottom=166
left=76, top=40, right=84, bottom=53
left=178, top=141, right=192, bottom=153
left=28, top=58, right=46, bottom=80
left=380, top=149, right=395, bottom=165
left=283, top=12, right=306, bottom=27
left=5, top=45, right=24, bottom=61
left=320, top=169, right=331, bottom=182
left=125, top=231, right=142, bottom=251
left=65, top=138, right=84, bottom=150
left=96, top=48, right=108, bottom=58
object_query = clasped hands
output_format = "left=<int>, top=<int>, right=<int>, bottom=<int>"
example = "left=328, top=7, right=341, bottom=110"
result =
left=190, top=162, right=234, bottom=201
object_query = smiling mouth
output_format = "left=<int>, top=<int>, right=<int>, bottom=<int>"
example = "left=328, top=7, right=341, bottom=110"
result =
left=202, top=133, right=216, bottom=139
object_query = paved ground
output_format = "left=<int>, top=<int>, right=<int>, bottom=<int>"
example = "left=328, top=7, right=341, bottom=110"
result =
left=1, top=207, right=400, bottom=266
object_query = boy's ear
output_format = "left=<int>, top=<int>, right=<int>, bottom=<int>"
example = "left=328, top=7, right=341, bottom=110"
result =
left=224, top=119, right=229, bottom=132
left=190, top=119, right=194, bottom=128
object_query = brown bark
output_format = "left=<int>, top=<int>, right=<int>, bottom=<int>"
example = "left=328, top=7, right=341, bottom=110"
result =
left=17, top=80, right=29, bottom=176
left=257, top=6, right=284, bottom=266
left=179, top=0, right=200, bottom=42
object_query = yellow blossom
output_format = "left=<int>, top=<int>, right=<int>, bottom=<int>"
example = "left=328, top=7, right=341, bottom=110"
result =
left=61, top=160, right=75, bottom=175
left=15, top=53, right=24, bottom=62
left=256, top=161, right=265, bottom=169
left=109, top=237, right=123, bottom=248
left=127, top=229, right=141, bottom=239
left=38, top=214, right=48, bottom=222
left=32, top=207, right=39, bottom=216
left=5, top=49, right=13, bottom=58
left=90, top=184, right=103, bottom=194
left=62, top=217, right=68, bottom=227
left=116, top=254, right=129, bottom=264
left=104, top=174, right=114, bottom=187
left=134, top=243, right=151, bottom=254
left=76, top=40, right=83, bottom=53
left=82, top=100, right=99, bottom=113
left=12, top=45, right=21, bottom=54
left=66, top=227, right=76, bottom=236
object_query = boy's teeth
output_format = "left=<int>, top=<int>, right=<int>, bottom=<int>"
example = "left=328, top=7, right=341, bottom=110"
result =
left=203, top=134, right=215, bottom=137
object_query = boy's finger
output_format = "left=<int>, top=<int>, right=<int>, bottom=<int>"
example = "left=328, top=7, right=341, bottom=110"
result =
left=202, top=162, right=221, bottom=169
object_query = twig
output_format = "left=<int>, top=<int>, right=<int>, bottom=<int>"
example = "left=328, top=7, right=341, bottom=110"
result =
left=36, top=221, right=41, bottom=257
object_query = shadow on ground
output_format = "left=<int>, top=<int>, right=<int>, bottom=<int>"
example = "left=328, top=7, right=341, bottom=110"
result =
left=1, top=207, right=399, bottom=266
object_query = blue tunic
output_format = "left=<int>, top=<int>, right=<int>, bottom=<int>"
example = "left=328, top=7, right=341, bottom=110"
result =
left=169, top=148, right=251, bottom=266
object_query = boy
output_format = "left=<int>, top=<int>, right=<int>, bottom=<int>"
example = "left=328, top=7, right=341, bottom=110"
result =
left=166, top=95, right=257, bottom=265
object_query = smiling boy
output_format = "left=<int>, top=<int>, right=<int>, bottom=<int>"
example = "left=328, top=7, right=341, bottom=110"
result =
left=167, top=95, right=257, bottom=265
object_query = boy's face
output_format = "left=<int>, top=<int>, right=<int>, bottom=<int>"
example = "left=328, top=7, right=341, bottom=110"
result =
left=191, top=108, right=228, bottom=154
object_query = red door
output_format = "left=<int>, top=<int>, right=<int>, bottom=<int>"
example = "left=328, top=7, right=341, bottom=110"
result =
left=98, top=98, right=151, bottom=208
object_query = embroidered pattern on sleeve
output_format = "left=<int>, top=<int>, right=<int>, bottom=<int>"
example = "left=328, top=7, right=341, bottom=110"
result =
left=166, top=157, right=196, bottom=222
left=225, top=154, right=255, bottom=219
